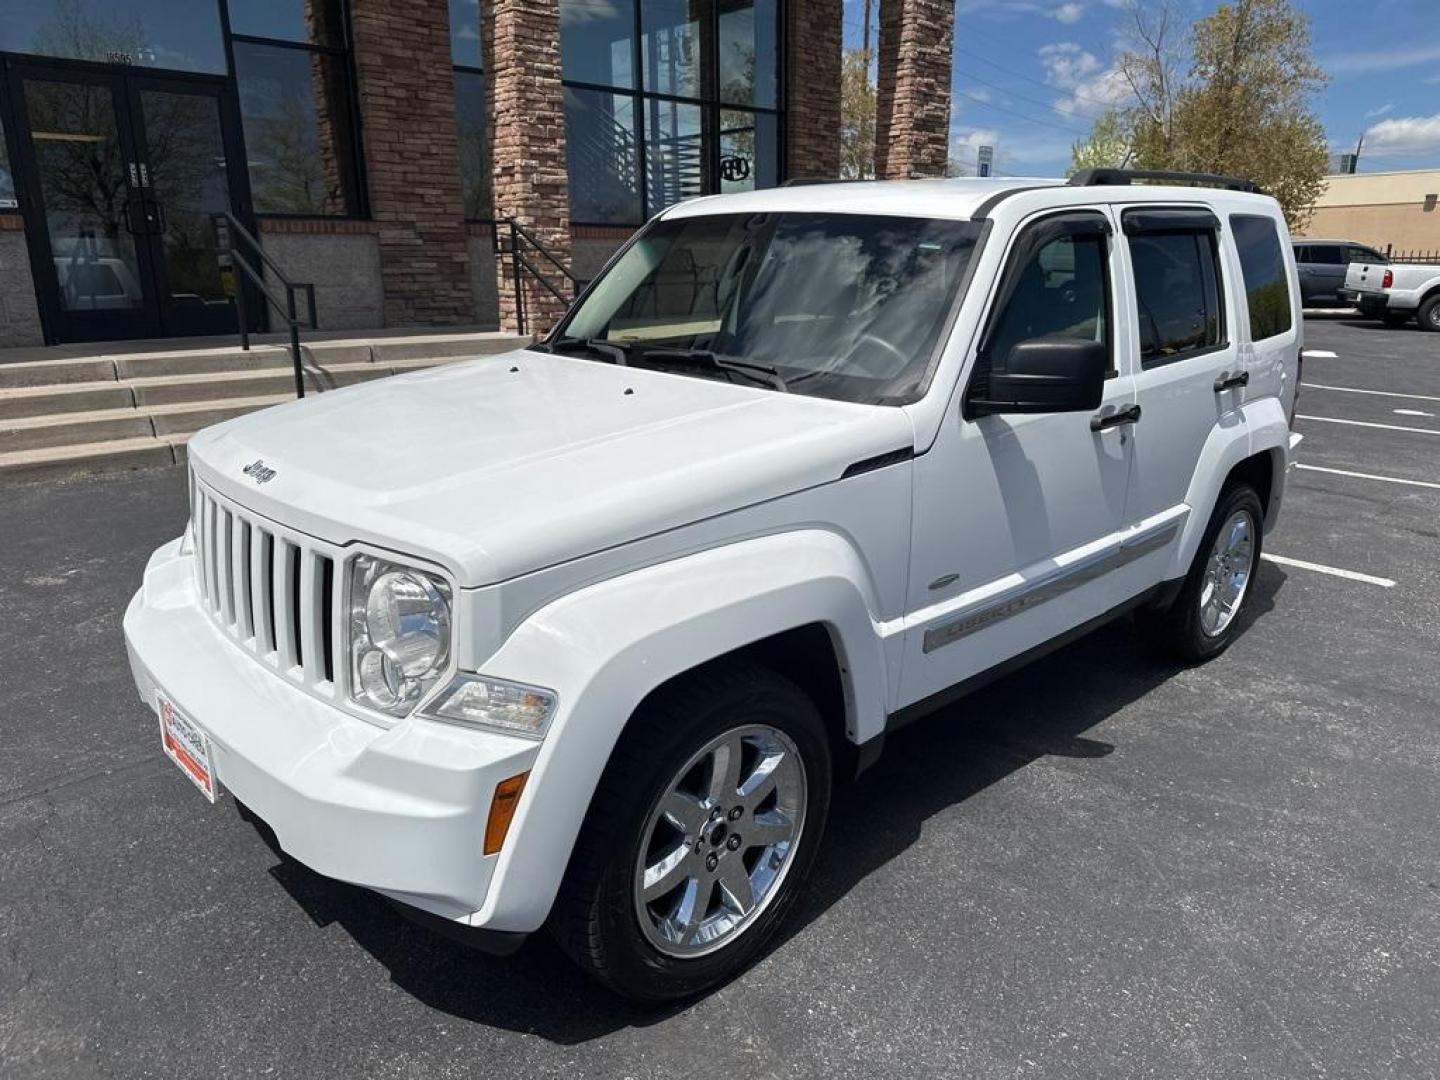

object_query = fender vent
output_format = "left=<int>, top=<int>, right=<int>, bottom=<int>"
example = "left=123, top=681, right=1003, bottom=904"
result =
left=841, top=447, right=913, bottom=479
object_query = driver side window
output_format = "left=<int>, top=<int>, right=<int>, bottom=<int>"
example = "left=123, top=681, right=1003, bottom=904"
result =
left=981, top=220, right=1112, bottom=385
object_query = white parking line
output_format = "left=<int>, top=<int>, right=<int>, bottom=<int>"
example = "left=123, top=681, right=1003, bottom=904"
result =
left=1302, top=382, right=1440, bottom=404
left=1261, top=554, right=1397, bottom=588
left=1296, top=414, right=1440, bottom=436
left=1394, top=408, right=1436, bottom=418
left=1295, top=463, right=1440, bottom=491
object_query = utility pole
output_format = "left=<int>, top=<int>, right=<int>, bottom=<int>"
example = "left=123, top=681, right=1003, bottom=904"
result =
left=862, top=0, right=872, bottom=56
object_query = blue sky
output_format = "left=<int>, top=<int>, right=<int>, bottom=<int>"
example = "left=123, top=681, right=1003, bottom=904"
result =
left=842, top=0, right=1440, bottom=178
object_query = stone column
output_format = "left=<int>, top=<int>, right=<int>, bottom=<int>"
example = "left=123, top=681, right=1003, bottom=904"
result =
left=874, top=0, right=954, bottom=180
left=786, top=0, right=843, bottom=181
left=489, top=0, right=573, bottom=336
left=349, top=0, right=473, bottom=326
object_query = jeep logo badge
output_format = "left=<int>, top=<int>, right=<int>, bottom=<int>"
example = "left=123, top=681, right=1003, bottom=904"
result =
left=242, top=460, right=277, bottom=484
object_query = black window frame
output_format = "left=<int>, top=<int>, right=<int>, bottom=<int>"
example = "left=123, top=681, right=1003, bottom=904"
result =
left=964, top=209, right=1115, bottom=420
left=1346, top=244, right=1387, bottom=265
left=1232, top=213, right=1296, bottom=343
left=559, top=0, right=787, bottom=228
left=1122, top=207, right=1228, bottom=370
left=223, top=0, right=369, bottom=220
left=448, top=1, right=489, bottom=223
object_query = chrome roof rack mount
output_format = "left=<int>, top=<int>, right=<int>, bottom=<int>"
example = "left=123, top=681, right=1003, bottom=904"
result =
left=1069, top=168, right=1261, bottom=194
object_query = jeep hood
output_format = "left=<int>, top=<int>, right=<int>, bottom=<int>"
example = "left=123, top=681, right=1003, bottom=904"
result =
left=188, top=350, right=915, bottom=586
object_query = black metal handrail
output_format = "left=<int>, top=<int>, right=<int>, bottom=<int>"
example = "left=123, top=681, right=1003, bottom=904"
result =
left=494, top=218, right=587, bottom=336
left=212, top=211, right=319, bottom=398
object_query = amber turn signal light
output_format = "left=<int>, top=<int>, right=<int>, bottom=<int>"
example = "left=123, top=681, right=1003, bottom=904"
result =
left=484, top=772, right=529, bottom=856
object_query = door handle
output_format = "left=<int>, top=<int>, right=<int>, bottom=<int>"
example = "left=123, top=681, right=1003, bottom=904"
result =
left=1090, top=403, right=1141, bottom=432
left=1213, top=370, right=1249, bottom=392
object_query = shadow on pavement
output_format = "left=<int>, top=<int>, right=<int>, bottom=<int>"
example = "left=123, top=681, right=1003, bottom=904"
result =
left=248, top=564, right=1285, bottom=1042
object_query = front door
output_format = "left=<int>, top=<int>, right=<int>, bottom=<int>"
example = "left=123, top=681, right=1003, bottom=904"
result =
left=6, top=58, right=253, bottom=344
left=900, top=208, right=1140, bottom=710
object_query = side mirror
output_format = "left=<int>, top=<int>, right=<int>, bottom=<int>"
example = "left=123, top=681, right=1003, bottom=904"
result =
left=972, top=337, right=1107, bottom=416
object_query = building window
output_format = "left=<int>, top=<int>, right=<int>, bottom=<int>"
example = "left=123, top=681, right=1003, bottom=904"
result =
left=449, top=0, right=489, bottom=220
left=229, top=0, right=363, bottom=217
left=0, top=117, right=16, bottom=209
left=1, top=0, right=227, bottom=74
left=559, top=0, right=783, bottom=226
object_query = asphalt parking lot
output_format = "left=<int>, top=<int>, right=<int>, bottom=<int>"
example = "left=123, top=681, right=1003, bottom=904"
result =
left=3, top=315, right=1438, bottom=1079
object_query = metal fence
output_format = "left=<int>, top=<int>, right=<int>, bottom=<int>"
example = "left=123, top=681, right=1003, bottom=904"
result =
left=1384, top=247, right=1440, bottom=264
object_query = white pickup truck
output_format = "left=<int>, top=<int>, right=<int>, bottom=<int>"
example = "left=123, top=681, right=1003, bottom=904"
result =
left=1346, top=258, right=1440, bottom=330
left=125, top=170, right=1302, bottom=1000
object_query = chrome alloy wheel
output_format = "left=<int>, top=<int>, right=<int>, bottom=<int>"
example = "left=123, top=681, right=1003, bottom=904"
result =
left=1199, top=508, right=1256, bottom=637
left=633, top=724, right=808, bottom=958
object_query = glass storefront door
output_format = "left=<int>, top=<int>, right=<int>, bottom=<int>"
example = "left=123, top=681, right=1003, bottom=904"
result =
left=6, top=58, right=253, bottom=343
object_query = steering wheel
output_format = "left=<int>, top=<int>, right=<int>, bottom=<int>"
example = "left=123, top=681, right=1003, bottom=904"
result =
left=842, top=333, right=911, bottom=378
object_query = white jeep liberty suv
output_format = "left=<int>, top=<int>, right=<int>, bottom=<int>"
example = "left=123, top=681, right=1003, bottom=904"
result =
left=125, top=170, right=1303, bottom=1001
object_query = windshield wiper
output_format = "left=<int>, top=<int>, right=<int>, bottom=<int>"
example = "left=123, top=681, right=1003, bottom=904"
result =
left=545, top=336, right=629, bottom=366
left=635, top=347, right=788, bottom=393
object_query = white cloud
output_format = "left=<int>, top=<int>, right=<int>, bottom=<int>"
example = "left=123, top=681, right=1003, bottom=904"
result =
left=1038, top=42, right=1132, bottom=116
left=1363, top=113, right=1440, bottom=157
left=1364, top=103, right=1395, bottom=120
left=1325, top=44, right=1440, bottom=75
left=1052, top=2, right=1084, bottom=24
left=949, top=123, right=1074, bottom=175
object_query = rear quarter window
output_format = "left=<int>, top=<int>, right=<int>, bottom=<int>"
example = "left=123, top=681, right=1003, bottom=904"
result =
left=1231, top=215, right=1294, bottom=341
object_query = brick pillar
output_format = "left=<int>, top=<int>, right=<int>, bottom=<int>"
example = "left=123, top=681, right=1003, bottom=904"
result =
left=349, top=0, right=473, bottom=326
left=874, top=0, right=954, bottom=179
left=489, top=0, right=572, bottom=336
left=786, top=0, right=843, bottom=180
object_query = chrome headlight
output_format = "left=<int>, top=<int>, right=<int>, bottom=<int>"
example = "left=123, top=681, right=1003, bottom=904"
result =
left=348, top=555, right=452, bottom=717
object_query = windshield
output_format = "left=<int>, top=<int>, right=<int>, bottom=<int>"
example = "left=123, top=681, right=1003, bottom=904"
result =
left=554, top=211, right=985, bottom=404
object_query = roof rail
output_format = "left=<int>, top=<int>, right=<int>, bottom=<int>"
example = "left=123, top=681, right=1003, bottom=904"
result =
left=1069, top=168, right=1261, bottom=194
left=780, top=177, right=867, bottom=187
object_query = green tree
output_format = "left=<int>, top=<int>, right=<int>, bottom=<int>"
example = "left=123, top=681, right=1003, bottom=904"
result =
left=1169, top=0, right=1328, bottom=228
left=1069, top=110, right=1134, bottom=174
left=1073, top=0, right=1328, bottom=229
left=839, top=47, right=876, bottom=180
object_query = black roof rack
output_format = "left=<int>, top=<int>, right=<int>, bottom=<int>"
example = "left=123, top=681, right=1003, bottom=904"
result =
left=1069, top=168, right=1261, bottom=194
left=780, top=177, right=869, bottom=187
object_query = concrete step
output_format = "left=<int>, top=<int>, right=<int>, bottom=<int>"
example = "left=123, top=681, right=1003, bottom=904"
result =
left=0, top=434, right=179, bottom=483
left=0, top=332, right=528, bottom=389
left=369, top=332, right=524, bottom=363
left=0, top=357, right=119, bottom=390
left=0, top=332, right=528, bottom=479
left=0, top=395, right=289, bottom=452
left=149, top=395, right=293, bottom=436
left=0, top=382, right=137, bottom=421
left=129, top=360, right=393, bottom=407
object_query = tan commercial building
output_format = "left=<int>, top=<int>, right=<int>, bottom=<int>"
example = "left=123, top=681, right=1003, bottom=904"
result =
left=1301, top=169, right=1440, bottom=257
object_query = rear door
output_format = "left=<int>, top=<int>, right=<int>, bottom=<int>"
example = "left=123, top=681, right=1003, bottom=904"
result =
left=1304, top=242, right=1347, bottom=304
left=1119, top=206, right=1239, bottom=536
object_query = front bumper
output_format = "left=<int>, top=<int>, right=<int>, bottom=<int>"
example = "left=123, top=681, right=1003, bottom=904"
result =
left=124, top=537, right=538, bottom=924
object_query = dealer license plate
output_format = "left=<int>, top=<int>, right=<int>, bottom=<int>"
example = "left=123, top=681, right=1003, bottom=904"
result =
left=157, top=692, right=218, bottom=803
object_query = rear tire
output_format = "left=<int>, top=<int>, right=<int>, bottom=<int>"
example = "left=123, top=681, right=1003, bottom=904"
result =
left=550, top=661, right=832, bottom=1002
left=1418, top=295, right=1440, bottom=333
left=1137, top=484, right=1264, bottom=663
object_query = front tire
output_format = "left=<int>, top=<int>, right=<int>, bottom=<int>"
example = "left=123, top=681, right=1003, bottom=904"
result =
left=1138, top=484, right=1264, bottom=663
left=550, top=661, right=832, bottom=1001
